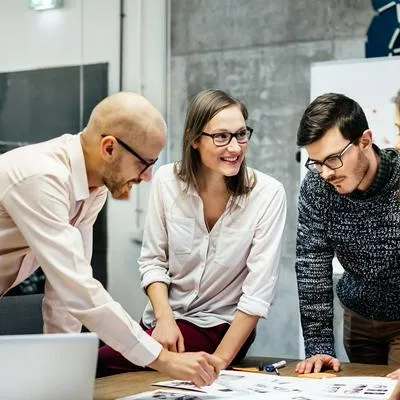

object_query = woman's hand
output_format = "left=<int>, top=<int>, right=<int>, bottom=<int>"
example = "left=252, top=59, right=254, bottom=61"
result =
left=152, top=314, right=185, bottom=353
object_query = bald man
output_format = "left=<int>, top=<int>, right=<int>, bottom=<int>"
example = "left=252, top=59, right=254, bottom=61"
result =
left=0, top=92, right=222, bottom=386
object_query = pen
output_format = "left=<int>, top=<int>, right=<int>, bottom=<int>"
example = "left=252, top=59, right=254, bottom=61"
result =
left=259, top=360, right=287, bottom=375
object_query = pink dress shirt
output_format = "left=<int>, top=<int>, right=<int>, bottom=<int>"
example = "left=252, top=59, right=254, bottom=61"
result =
left=0, top=134, right=161, bottom=366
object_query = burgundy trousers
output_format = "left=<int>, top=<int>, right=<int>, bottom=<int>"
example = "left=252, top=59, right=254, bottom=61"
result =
left=96, top=319, right=255, bottom=377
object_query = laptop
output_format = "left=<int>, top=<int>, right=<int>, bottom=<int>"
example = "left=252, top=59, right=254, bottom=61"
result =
left=0, top=332, right=99, bottom=400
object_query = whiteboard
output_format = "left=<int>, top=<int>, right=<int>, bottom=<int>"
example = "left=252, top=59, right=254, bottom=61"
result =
left=311, top=57, right=400, bottom=148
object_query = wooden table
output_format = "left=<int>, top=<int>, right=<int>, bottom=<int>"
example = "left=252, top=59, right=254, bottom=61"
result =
left=94, top=357, right=400, bottom=400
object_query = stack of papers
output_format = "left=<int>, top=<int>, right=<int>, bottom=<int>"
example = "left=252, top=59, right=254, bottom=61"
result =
left=119, top=370, right=398, bottom=400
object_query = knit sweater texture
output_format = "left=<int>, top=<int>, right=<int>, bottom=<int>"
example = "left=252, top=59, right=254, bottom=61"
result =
left=296, top=147, right=400, bottom=358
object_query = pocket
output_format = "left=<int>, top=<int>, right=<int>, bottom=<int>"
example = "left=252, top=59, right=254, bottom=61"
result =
left=215, top=227, right=255, bottom=268
left=166, top=213, right=195, bottom=255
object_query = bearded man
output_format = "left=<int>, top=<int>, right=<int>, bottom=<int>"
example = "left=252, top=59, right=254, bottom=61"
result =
left=294, top=93, right=400, bottom=376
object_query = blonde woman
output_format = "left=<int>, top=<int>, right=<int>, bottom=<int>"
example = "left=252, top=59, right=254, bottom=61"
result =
left=98, top=89, right=286, bottom=375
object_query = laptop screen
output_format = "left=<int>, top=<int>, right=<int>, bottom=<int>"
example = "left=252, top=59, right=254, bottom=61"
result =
left=0, top=332, right=98, bottom=400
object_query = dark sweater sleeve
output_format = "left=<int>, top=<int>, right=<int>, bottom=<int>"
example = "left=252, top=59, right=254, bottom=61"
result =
left=295, top=173, right=335, bottom=358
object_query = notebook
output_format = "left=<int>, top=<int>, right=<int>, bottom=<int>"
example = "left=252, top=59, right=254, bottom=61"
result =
left=0, top=332, right=98, bottom=400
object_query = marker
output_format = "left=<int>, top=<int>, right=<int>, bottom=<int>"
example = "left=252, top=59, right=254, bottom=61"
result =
left=259, top=360, right=287, bottom=375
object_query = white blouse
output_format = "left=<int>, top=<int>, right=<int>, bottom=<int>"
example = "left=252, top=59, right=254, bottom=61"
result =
left=139, top=163, right=287, bottom=328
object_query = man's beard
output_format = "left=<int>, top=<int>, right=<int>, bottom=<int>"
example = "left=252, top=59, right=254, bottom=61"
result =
left=103, top=167, right=142, bottom=199
left=103, top=161, right=125, bottom=198
left=327, top=150, right=369, bottom=194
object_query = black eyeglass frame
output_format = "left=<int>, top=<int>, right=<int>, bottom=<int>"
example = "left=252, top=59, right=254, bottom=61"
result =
left=101, top=134, right=157, bottom=175
left=200, top=126, right=253, bottom=147
left=395, top=123, right=400, bottom=136
left=305, top=141, right=354, bottom=174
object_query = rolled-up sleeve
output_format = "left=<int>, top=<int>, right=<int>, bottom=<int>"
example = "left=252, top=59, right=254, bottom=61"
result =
left=238, top=184, right=287, bottom=319
left=2, top=174, right=162, bottom=367
left=138, top=171, right=171, bottom=290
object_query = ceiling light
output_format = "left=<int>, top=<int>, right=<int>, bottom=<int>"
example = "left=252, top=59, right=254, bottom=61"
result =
left=28, top=0, right=63, bottom=11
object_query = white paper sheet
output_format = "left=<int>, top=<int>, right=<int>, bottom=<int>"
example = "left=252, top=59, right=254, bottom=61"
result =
left=150, top=370, right=398, bottom=400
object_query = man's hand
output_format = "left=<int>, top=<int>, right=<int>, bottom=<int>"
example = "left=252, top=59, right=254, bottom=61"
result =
left=149, top=349, right=224, bottom=387
left=152, top=315, right=185, bottom=353
left=387, top=368, right=400, bottom=380
left=295, top=354, right=341, bottom=374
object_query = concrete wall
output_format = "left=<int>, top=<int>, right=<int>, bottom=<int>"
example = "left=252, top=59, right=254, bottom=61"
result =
left=169, top=0, right=374, bottom=359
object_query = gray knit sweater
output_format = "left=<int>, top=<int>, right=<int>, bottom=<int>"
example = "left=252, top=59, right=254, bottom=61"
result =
left=296, top=147, right=400, bottom=358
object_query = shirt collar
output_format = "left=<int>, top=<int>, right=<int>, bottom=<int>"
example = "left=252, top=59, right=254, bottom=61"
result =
left=67, top=133, right=90, bottom=201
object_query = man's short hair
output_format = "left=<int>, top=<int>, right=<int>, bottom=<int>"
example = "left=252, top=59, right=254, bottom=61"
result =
left=297, top=93, right=369, bottom=147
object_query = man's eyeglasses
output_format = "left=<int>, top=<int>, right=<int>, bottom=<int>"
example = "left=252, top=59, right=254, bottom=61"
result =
left=200, top=126, right=253, bottom=147
left=305, top=141, right=354, bottom=174
left=395, top=123, right=400, bottom=136
left=101, top=134, right=157, bottom=175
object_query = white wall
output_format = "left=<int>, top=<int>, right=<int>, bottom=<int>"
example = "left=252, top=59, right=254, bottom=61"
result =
left=0, top=0, right=168, bottom=320
left=106, top=0, right=168, bottom=319
left=0, top=0, right=120, bottom=90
